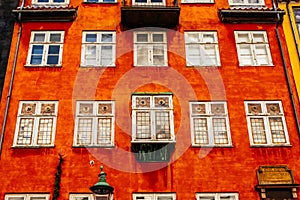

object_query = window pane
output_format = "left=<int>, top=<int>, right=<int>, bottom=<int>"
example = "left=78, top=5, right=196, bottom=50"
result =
left=250, top=118, right=267, bottom=144
left=255, top=45, right=269, bottom=65
left=252, top=33, right=265, bottom=43
left=155, top=111, right=171, bottom=139
left=198, top=197, right=215, bottom=200
left=269, top=117, right=286, bottom=143
left=47, top=45, right=60, bottom=64
left=37, top=118, right=53, bottom=145
left=202, top=33, right=215, bottom=43
left=50, top=33, right=61, bottom=42
left=37, top=0, right=49, bottom=2
left=194, top=118, right=208, bottom=145
left=136, top=112, right=151, bottom=139
left=136, top=45, right=149, bottom=65
left=153, top=45, right=165, bottom=65
left=84, top=45, right=97, bottom=65
left=100, top=46, right=113, bottom=66
left=137, top=34, right=148, bottom=42
left=33, top=33, right=45, bottom=42
left=213, top=118, right=228, bottom=144
left=152, top=34, right=164, bottom=42
left=239, top=45, right=253, bottom=65
left=77, top=118, right=93, bottom=145
left=87, top=0, right=98, bottom=2
left=30, top=197, right=47, bottom=200
left=53, top=0, right=65, bottom=2
left=30, top=45, right=44, bottom=64
left=7, top=197, right=25, bottom=200
left=237, top=33, right=250, bottom=43
left=86, top=34, right=97, bottom=42
left=97, top=118, right=112, bottom=145
left=202, top=45, right=217, bottom=66
left=72, top=198, right=89, bottom=200
left=101, top=34, right=113, bottom=42
left=17, top=118, right=34, bottom=145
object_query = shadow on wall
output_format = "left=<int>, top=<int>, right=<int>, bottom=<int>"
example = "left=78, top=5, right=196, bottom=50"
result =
left=0, top=0, right=19, bottom=100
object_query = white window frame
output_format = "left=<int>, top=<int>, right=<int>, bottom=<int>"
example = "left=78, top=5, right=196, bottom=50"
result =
left=13, top=101, right=58, bottom=147
left=32, top=0, right=69, bottom=5
left=196, top=193, right=239, bottom=200
left=5, top=194, right=50, bottom=200
left=132, top=95, right=175, bottom=142
left=234, top=31, right=273, bottom=66
left=73, top=101, right=115, bottom=147
left=228, top=0, right=264, bottom=6
left=81, top=31, right=116, bottom=67
left=185, top=31, right=221, bottom=67
left=134, top=32, right=168, bottom=67
left=245, top=101, right=290, bottom=146
left=189, top=101, right=232, bottom=147
left=133, top=193, right=176, bottom=200
left=26, top=31, right=64, bottom=67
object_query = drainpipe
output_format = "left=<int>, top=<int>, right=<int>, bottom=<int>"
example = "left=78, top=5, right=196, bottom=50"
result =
left=286, top=0, right=300, bottom=59
left=0, top=0, right=24, bottom=158
left=272, top=0, right=300, bottom=138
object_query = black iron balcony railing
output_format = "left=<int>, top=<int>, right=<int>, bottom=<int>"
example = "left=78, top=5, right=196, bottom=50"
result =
left=121, top=0, right=180, bottom=28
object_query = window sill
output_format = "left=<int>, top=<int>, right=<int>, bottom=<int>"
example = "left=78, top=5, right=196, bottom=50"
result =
left=24, top=65, right=62, bottom=68
left=192, top=144, right=234, bottom=148
left=181, top=2, right=214, bottom=4
left=239, top=65, right=274, bottom=67
left=131, top=140, right=176, bottom=143
left=12, top=145, right=55, bottom=148
left=186, top=65, right=221, bottom=68
left=250, top=144, right=292, bottom=147
left=80, top=65, right=116, bottom=68
left=72, top=145, right=115, bottom=148
left=134, top=65, right=169, bottom=68
left=82, top=1, right=118, bottom=4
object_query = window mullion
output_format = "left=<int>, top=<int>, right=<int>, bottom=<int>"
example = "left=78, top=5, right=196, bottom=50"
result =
left=151, top=109, right=156, bottom=140
left=264, top=116, right=271, bottom=144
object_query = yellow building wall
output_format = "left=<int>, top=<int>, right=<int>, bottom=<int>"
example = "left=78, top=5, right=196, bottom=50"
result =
left=279, top=2, right=300, bottom=100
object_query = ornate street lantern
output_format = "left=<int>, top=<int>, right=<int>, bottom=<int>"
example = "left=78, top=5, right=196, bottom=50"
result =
left=90, top=166, right=114, bottom=200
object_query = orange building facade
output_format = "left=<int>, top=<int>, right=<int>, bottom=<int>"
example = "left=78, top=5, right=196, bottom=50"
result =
left=0, top=0, right=300, bottom=199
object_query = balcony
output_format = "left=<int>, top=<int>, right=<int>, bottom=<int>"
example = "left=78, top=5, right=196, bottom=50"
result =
left=218, top=7, right=285, bottom=23
left=121, top=0, right=180, bottom=28
left=131, top=142, right=175, bottom=162
left=12, top=6, right=77, bottom=22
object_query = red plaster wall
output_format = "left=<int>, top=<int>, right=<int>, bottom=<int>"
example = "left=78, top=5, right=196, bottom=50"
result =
left=0, top=0, right=299, bottom=199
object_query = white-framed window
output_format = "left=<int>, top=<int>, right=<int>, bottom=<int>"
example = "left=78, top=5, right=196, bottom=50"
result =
left=133, top=0, right=165, bottom=6
left=245, top=101, right=290, bottom=146
left=133, top=193, right=176, bottom=200
left=228, top=0, right=264, bottom=6
left=5, top=194, right=50, bottom=200
left=234, top=31, right=273, bottom=66
left=196, top=193, right=239, bottom=200
left=13, top=101, right=58, bottom=147
left=134, top=32, right=168, bottom=67
left=32, top=0, right=69, bottom=5
left=185, top=31, right=221, bottom=66
left=132, top=94, right=175, bottom=142
left=189, top=101, right=231, bottom=147
left=74, top=101, right=115, bottom=147
left=81, top=31, right=116, bottom=67
left=26, top=31, right=64, bottom=67
left=69, top=194, right=111, bottom=200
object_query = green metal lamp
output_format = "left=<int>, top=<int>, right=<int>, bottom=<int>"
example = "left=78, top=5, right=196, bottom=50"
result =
left=90, top=166, right=114, bottom=200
